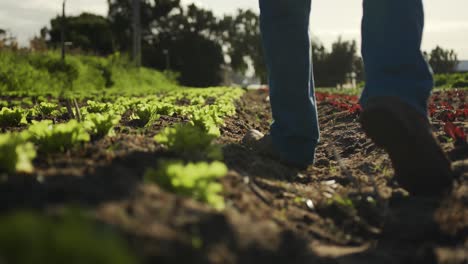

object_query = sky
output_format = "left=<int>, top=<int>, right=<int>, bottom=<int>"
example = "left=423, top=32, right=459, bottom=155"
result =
left=1, top=0, right=467, bottom=59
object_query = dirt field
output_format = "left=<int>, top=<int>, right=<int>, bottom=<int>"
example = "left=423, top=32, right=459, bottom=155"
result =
left=1, top=90, right=467, bottom=264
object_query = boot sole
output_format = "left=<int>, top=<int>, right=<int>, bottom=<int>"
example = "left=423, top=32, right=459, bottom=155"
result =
left=360, top=100, right=453, bottom=196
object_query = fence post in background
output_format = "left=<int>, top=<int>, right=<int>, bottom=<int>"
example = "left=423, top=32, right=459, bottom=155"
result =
left=60, top=0, right=75, bottom=119
left=132, top=0, right=142, bottom=67
left=61, top=0, right=66, bottom=61
left=60, top=0, right=81, bottom=121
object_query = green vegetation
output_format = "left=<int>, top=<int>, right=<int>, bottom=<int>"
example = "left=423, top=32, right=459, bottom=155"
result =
left=145, top=161, right=228, bottom=210
left=189, top=108, right=225, bottom=137
left=0, top=107, right=26, bottom=127
left=0, top=211, right=136, bottom=264
left=85, top=100, right=112, bottom=114
left=316, top=72, right=468, bottom=92
left=36, top=102, right=59, bottom=116
left=27, top=120, right=90, bottom=153
left=426, top=46, right=459, bottom=74
left=0, top=49, right=245, bottom=217
left=155, top=123, right=222, bottom=160
left=313, top=37, right=361, bottom=87
left=0, top=133, right=36, bottom=174
left=47, top=13, right=114, bottom=56
left=0, top=50, right=179, bottom=96
left=133, top=104, right=161, bottom=127
left=84, top=113, right=121, bottom=139
left=1, top=85, right=243, bottom=160
left=153, top=102, right=176, bottom=116
left=107, top=1, right=257, bottom=86
left=315, top=87, right=362, bottom=96
left=434, top=73, right=468, bottom=88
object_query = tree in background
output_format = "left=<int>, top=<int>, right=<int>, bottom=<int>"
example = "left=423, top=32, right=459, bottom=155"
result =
left=0, top=29, right=18, bottom=50
left=36, top=2, right=360, bottom=88
left=328, top=38, right=358, bottom=87
left=45, top=13, right=114, bottom=55
left=168, top=33, right=224, bottom=87
left=219, top=9, right=267, bottom=83
left=141, top=3, right=224, bottom=86
left=312, top=40, right=330, bottom=86
left=426, top=46, right=459, bottom=74
left=107, top=0, right=181, bottom=52
left=108, top=0, right=225, bottom=87
left=312, top=37, right=358, bottom=87
left=353, top=56, right=365, bottom=85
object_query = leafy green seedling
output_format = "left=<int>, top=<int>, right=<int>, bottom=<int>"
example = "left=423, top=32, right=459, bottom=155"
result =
left=36, top=102, right=58, bottom=116
left=189, top=108, right=223, bottom=137
left=27, top=120, right=90, bottom=153
left=154, top=102, right=176, bottom=116
left=86, top=100, right=112, bottom=114
left=134, top=104, right=160, bottom=127
left=84, top=113, right=121, bottom=139
left=0, top=107, right=26, bottom=127
left=190, top=96, right=206, bottom=105
left=155, top=123, right=222, bottom=160
left=145, top=160, right=228, bottom=210
left=0, top=133, right=36, bottom=174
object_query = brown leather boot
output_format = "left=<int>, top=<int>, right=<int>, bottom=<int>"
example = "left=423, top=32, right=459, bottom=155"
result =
left=360, top=97, right=454, bottom=196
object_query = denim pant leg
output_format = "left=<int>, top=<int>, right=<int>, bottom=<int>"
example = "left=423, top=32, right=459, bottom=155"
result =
left=259, top=0, right=320, bottom=166
left=360, top=0, right=433, bottom=116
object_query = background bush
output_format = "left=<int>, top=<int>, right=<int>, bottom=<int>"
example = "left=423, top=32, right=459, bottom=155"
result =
left=434, top=72, right=468, bottom=88
left=0, top=50, right=180, bottom=96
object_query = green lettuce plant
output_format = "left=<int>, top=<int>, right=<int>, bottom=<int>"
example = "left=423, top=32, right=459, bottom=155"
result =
left=84, top=113, right=121, bottom=139
left=133, top=104, right=160, bottom=127
left=154, top=102, right=176, bottom=116
left=188, top=95, right=206, bottom=105
left=0, top=133, right=36, bottom=174
left=86, top=100, right=112, bottom=113
left=36, top=102, right=59, bottom=116
left=155, top=123, right=222, bottom=160
left=0, top=107, right=26, bottom=127
left=27, top=120, right=90, bottom=153
left=189, top=108, right=224, bottom=137
left=145, top=161, right=228, bottom=210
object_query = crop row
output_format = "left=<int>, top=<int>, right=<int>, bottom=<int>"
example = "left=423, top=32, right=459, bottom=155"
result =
left=0, top=88, right=244, bottom=209
left=315, top=90, right=467, bottom=144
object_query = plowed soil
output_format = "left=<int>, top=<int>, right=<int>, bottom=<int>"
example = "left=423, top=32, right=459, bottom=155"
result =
left=1, top=90, right=467, bottom=264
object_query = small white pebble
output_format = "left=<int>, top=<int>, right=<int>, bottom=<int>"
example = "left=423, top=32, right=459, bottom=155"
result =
left=322, top=180, right=336, bottom=186
left=296, top=173, right=306, bottom=179
left=243, top=177, right=250, bottom=184
left=306, top=199, right=315, bottom=210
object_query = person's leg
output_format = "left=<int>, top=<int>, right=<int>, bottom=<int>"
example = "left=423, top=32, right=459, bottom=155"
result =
left=259, top=0, right=319, bottom=167
left=359, top=0, right=453, bottom=196
left=360, top=0, right=433, bottom=115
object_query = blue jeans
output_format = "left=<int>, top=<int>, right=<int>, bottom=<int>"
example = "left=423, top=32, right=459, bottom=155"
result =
left=259, top=0, right=433, bottom=167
